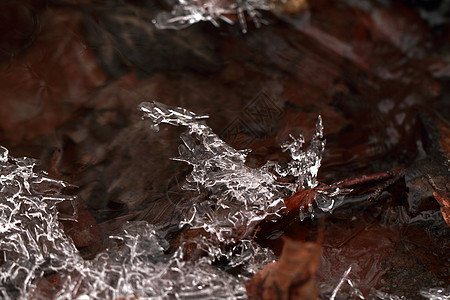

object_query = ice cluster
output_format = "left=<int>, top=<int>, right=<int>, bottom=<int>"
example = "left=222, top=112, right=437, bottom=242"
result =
left=375, top=287, right=450, bottom=300
left=52, top=221, right=248, bottom=299
left=153, top=0, right=273, bottom=33
left=0, top=145, right=262, bottom=299
left=420, top=287, right=450, bottom=300
left=139, top=101, right=330, bottom=244
left=0, top=146, right=79, bottom=298
left=0, top=101, right=344, bottom=299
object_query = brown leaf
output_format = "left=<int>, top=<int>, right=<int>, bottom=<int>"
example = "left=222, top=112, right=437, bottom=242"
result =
left=437, top=118, right=450, bottom=165
left=0, top=6, right=106, bottom=144
left=434, top=190, right=450, bottom=226
left=429, top=177, right=450, bottom=227
left=246, top=237, right=321, bottom=300
left=60, top=198, right=102, bottom=251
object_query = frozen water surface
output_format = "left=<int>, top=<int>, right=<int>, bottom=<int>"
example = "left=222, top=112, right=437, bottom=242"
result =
left=0, top=101, right=335, bottom=299
left=0, top=145, right=248, bottom=299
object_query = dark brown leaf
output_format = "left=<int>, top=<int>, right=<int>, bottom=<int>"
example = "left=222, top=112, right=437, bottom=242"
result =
left=246, top=237, right=321, bottom=300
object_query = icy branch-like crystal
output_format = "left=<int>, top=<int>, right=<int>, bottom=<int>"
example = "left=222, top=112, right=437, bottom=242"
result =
left=0, top=146, right=249, bottom=299
left=140, top=101, right=290, bottom=242
left=153, top=0, right=273, bottom=33
left=0, top=146, right=78, bottom=297
left=140, top=101, right=209, bottom=129
left=420, top=287, right=450, bottom=299
left=139, top=101, right=331, bottom=243
left=55, top=222, right=247, bottom=299
left=271, top=116, right=325, bottom=189
left=0, top=100, right=341, bottom=298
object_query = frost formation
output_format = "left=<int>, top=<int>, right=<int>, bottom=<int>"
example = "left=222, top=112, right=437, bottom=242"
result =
left=420, top=287, right=450, bottom=300
left=0, top=146, right=78, bottom=298
left=0, top=146, right=249, bottom=299
left=153, top=0, right=273, bottom=33
left=140, top=101, right=330, bottom=243
left=54, top=221, right=248, bottom=299
left=0, top=100, right=333, bottom=299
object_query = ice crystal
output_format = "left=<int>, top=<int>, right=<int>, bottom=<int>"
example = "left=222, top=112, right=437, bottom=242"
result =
left=1, top=99, right=439, bottom=299
left=0, top=146, right=78, bottom=298
left=270, top=117, right=325, bottom=189
left=420, top=287, right=450, bottom=300
left=55, top=222, right=247, bottom=299
left=0, top=146, right=247, bottom=299
left=227, top=239, right=277, bottom=276
left=328, top=265, right=365, bottom=300
left=140, top=101, right=332, bottom=243
left=153, top=0, right=273, bottom=33
left=0, top=101, right=343, bottom=299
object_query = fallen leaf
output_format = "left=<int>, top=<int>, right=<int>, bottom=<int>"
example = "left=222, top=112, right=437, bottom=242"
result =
left=246, top=236, right=321, bottom=300
left=429, top=177, right=450, bottom=226
left=60, top=198, right=102, bottom=253
left=0, top=6, right=106, bottom=144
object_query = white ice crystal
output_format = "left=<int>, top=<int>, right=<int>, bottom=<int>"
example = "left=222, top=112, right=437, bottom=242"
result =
left=54, top=222, right=248, bottom=299
left=0, top=146, right=79, bottom=298
left=153, top=0, right=273, bottom=33
left=139, top=101, right=332, bottom=244
left=420, top=287, right=450, bottom=300
left=0, top=146, right=249, bottom=299
left=0, top=100, right=341, bottom=299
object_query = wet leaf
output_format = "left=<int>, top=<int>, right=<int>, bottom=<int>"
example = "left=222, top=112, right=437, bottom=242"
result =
left=246, top=237, right=321, bottom=300
left=0, top=7, right=106, bottom=144
left=429, top=178, right=450, bottom=226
